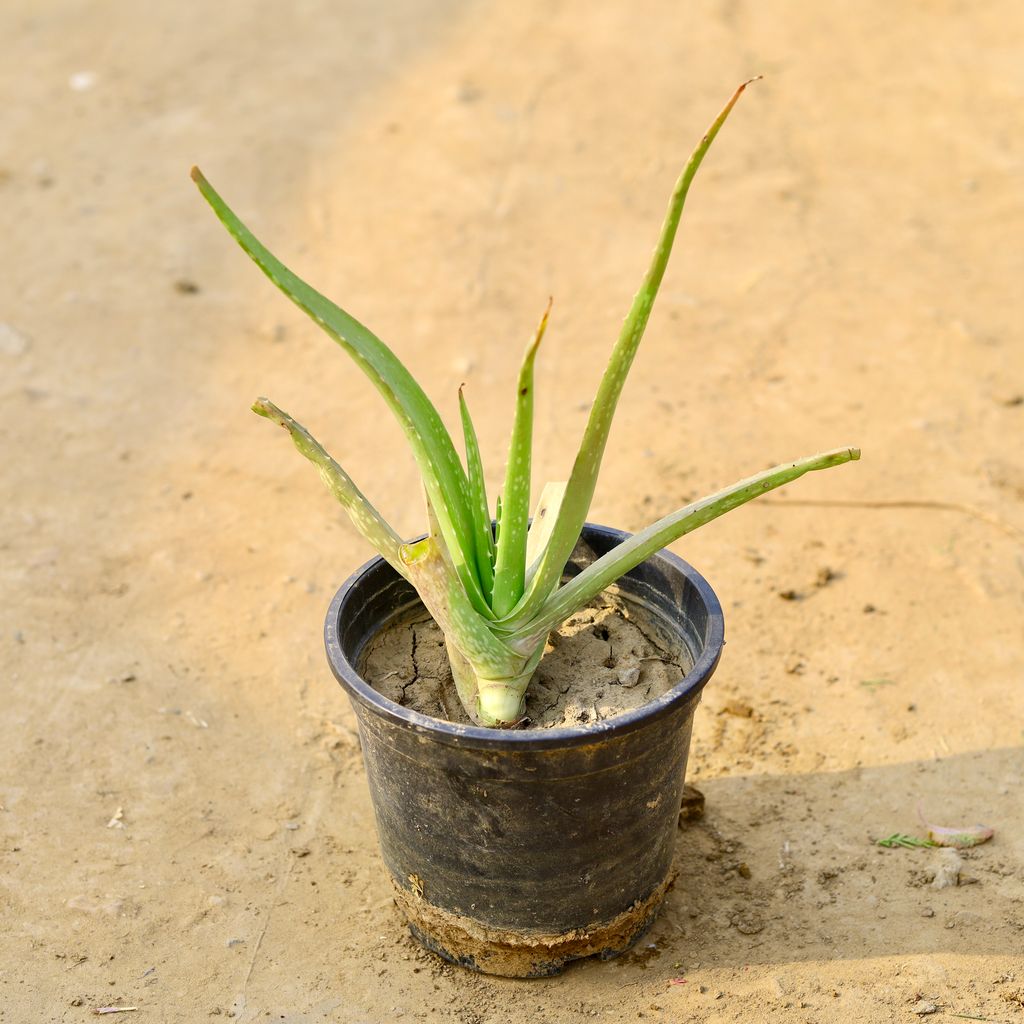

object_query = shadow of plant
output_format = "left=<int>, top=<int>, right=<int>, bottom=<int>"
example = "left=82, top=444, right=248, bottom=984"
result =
left=626, top=746, right=1023, bottom=969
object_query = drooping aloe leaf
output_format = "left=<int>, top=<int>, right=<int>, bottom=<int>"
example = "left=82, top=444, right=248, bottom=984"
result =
left=491, top=300, right=551, bottom=617
left=502, top=79, right=760, bottom=627
left=509, top=447, right=860, bottom=648
left=458, top=386, right=495, bottom=600
left=252, top=398, right=409, bottom=579
left=192, top=168, right=490, bottom=617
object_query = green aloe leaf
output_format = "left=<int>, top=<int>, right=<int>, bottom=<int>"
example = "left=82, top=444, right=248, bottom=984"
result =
left=491, top=300, right=551, bottom=618
left=511, top=447, right=860, bottom=647
left=458, top=386, right=495, bottom=600
left=252, top=398, right=408, bottom=579
left=400, top=536, right=521, bottom=679
left=192, top=168, right=490, bottom=617
left=503, top=79, right=760, bottom=627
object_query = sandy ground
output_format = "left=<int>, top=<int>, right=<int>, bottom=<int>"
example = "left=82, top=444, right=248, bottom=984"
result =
left=3, top=1, right=1023, bottom=1021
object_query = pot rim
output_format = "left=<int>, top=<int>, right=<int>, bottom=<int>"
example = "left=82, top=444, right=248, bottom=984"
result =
left=324, top=522, right=725, bottom=751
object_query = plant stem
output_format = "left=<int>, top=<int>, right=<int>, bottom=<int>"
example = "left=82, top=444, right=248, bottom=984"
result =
left=474, top=640, right=546, bottom=727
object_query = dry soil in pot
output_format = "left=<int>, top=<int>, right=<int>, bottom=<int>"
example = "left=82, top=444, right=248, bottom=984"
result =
left=358, top=592, right=693, bottom=729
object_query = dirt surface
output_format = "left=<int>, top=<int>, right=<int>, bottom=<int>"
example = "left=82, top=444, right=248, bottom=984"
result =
left=360, top=594, right=691, bottom=728
left=3, top=2, right=1023, bottom=1021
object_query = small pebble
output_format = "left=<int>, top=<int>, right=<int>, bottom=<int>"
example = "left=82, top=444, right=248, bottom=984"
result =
left=721, top=699, right=754, bottom=718
left=678, top=785, right=705, bottom=825
left=69, top=70, right=97, bottom=91
left=618, top=666, right=640, bottom=688
left=814, top=566, right=837, bottom=587
left=0, top=323, right=30, bottom=356
left=931, top=848, right=962, bottom=890
left=732, top=912, right=764, bottom=935
left=29, top=157, right=52, bottom=186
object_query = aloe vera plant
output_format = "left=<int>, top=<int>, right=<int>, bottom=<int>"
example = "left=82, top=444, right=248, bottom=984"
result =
left=193, top=80, right=859, bottom=728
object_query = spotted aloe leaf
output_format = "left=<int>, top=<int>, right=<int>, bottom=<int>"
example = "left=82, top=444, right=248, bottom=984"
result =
left=458, top=386, right=495, bottom=601
left=490, top=299, right=551, bottom=618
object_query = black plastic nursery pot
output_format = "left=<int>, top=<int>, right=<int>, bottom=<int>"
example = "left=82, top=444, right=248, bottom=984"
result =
left=324, top=523, right=725, bottom=978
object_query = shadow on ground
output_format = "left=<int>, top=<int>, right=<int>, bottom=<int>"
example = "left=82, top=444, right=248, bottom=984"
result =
left=578, top=746, right=1023, bottom=975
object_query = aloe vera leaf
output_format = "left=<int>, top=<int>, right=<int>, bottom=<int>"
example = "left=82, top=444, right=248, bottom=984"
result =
left=503, top=79, right=760, bottom=626
left=524, top=481, right=567, bottom=583
left=400, top=536, right=522, bottom=680
left=510, top=447, right=860, bottom=648
left=458, top=386, right=495, bottom=599
left=252, top=398, right=408, bottom=578
left=490, top=299, right=551, bottom=617
left=192, top=168, right=489, bottom=617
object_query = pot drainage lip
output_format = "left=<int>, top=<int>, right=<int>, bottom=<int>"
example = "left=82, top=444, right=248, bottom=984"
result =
left=325, top=524, right=725, bottom=751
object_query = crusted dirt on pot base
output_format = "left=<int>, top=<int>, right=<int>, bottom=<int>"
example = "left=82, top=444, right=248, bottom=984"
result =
left=390, top=874, right=676, bottom=977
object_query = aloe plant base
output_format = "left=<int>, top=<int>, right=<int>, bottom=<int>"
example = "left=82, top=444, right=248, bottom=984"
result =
left=324, top=525, right=725, bottom=978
